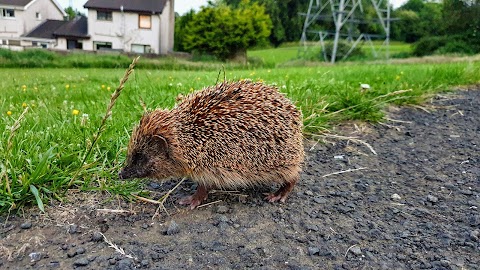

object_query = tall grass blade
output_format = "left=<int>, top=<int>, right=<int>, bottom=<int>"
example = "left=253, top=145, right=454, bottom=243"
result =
left=30, top=185, right=45, bottom=212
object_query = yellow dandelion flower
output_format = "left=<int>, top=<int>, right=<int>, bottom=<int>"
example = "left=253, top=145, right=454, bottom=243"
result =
left=267, top=70, right=271, bottom=73
left=395, top=75, right=401, bottom=80
left=34, top=86, right=38, bottom=90
left=65, top=84, right=70, bottom=89
left=7, top=111, right=12, bottom=116
left=22, top=85, right=27, bottom=89
left=107, top=86, right=111, bottom=91
left=22, top=102, right=27, bottom=108
left=400, top=71, right=404, bottom=75
left=72, top=109, right=80, bottom=115
left=101, top=84, right=105, bottom=89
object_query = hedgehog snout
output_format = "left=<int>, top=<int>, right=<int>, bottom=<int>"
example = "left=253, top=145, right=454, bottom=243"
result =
left=118, top=166, right=145, bottom=180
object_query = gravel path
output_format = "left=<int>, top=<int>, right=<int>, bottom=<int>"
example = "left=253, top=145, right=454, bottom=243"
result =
left=1, top=88, right=479, bottom=270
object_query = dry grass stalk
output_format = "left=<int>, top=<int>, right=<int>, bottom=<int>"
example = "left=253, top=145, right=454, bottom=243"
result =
left=68, top=56, right=140, bottom=187
left=308, top=132, right=377, bottom=155
left=4, top=107, right=29, bottom=205
left=322, top=167, right=368, bottom=178
left=344, top=244, right=358, bottom=258
left=0, top=245, right=13, bottom=261
left=99, top=232, right=137, bottom=260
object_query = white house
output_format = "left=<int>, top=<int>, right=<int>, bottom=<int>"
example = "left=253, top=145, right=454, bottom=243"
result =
left=0, top=0, right=66, bottom=50
left=83, top=0, right=175, bottom=54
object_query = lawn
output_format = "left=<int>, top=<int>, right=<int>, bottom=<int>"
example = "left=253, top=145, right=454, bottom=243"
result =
left=1, top=56, right=480, bottom=213
left=248, top=41, right=412, bottom=66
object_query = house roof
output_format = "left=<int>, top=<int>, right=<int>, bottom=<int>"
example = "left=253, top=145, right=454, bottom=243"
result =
left=0, top=0, right=67, bottom=16
left=84, top=0, right=167, bottom=14
left=24, top=16, right=89, bottom=40
left=54, top=16, right=89, bottom=38
left=0, top=0, right=33, bottom=6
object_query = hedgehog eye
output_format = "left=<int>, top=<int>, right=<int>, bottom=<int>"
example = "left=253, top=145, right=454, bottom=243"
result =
left=132, top=152, right=147, bottom=165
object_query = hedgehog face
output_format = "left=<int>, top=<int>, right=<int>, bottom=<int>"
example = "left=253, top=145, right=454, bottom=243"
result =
left=119, top=135, right=179, bottom=180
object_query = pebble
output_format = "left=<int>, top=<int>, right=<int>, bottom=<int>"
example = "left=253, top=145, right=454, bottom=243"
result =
left=350, top=246, right=362, bottom=256
left=308, top=247, right=319, bottom=256
left=28, top=252, right=43, bottom=262
left=470, top=229, right=479, bottom=241
left=117, top=258, right=133, bottom=270
left=76, top=247, right=86, bottom=255
left=47, top=261, right=60, bottom=268
left=73, top=258, right=89, bottom=267
left=20, top=221, right=32, bottom=229
left=304, top=190, right=314, bottom=196
left=68, top=224, right=78, bottom=234
left=313, top=197, right=327, bottom=204
left=216, top=205, right=229, bottom=214
left=391, top=194, right=402, bottom=201
left=92, top=231, right=104, bottom=242
left=67, top=250, right=77, bottom=258
left=166, top=221, right=180, bottom=235
left=141, top=259, right=149, bottom=267
left=427, top=195, right=438, bottom=203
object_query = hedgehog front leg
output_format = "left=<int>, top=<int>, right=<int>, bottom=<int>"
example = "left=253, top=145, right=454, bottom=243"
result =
left=178, top=184, right=209, bottom=209
left=266, top=176, right=299, bottom=203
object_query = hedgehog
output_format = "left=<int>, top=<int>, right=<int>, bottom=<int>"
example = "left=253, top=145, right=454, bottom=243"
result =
left=119, top=80, right=304, bottom=209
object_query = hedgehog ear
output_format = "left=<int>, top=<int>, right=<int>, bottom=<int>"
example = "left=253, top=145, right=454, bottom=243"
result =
left=152, top=135, right=170, bottom=157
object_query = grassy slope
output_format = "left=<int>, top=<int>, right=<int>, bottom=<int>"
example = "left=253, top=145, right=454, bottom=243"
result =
left=1, top=56, right=480, bottom=213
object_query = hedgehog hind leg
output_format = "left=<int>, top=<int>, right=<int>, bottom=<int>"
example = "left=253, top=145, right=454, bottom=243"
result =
left=265, top=175, right=299, bottom=203
left=178, top=184, right=209, bottom=209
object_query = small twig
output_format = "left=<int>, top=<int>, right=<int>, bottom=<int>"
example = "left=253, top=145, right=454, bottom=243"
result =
left=322, top=167, right=368, bottom=178
left=96, top=209, right=134, bottom=214
left=384, top=117, right=412, bottom=124
left=197, top=200, right=223, bottom=209
left=344, top=244, right=357, bottom=258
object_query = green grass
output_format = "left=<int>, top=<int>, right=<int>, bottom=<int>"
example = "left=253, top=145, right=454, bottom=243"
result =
left=1, top=57, right=480, bottom=213
left=249, top=41, right=413, bottom=66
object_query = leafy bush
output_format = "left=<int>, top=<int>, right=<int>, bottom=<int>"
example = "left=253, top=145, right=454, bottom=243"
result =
left=413, top=36, right=477, bottom=56
left=436, top=40, right=474, bottom=55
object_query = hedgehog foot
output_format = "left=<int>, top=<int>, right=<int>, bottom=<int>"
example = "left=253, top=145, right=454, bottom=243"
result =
left=266, top=181, right=296, bottom=203
left=179, top=185, right=209, bottom=209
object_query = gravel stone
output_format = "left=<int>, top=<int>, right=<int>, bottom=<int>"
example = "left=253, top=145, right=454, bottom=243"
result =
left=166, top=221, right=180, bottom=235
left=20, top=221, right=32, bottom=229
left=68, top=224, right=78, bottom=234
left=350, top=246, right=362, bottom=256
left=117, top=258, right=134, bottom=270
left=76, top=247, right=86, bottom=255
left=391, top=194, right=402, bottom=201
left=28, top=252, right=43, bottom=262
left=427, top=195, right=439, bottom=203
left=308, top=247, right=319, bottom=256
left=73, top=258, right=89, bottom=267
left=216, top=205, right=229, bottom=214
left=92, top=231, right=103, bottom=242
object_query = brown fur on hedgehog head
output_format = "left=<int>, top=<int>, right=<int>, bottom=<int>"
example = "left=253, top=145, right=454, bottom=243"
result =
left=118, top=110, right=185, bottom=180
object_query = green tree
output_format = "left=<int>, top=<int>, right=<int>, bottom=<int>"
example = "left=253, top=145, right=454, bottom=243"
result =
left=64, top=6, right=83, bottom=20
left=183, top=1, right=272, bottom=60
left=174, top=9, right=195, bottom=52
left=391, top=0, right=442, bottom=43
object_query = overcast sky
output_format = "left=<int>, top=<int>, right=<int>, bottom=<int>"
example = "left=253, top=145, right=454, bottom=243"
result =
left=58, top=0, right=408, bottom=16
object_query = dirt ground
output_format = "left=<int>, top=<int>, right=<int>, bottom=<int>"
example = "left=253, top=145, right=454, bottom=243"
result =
left=1, top=87, right=479, bottom=270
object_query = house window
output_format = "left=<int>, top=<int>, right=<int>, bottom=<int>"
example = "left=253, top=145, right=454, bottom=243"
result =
left=94, top=41, right=112, bottom=50
left=97, top=11, right=112, bottom=21
left=36, top=12, right=41, bottom=20
left=131, top=44, right=151, bottom=54
left=1, top=9, right=15, bottom=18
left=138, top=15, right=151, bottom=29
